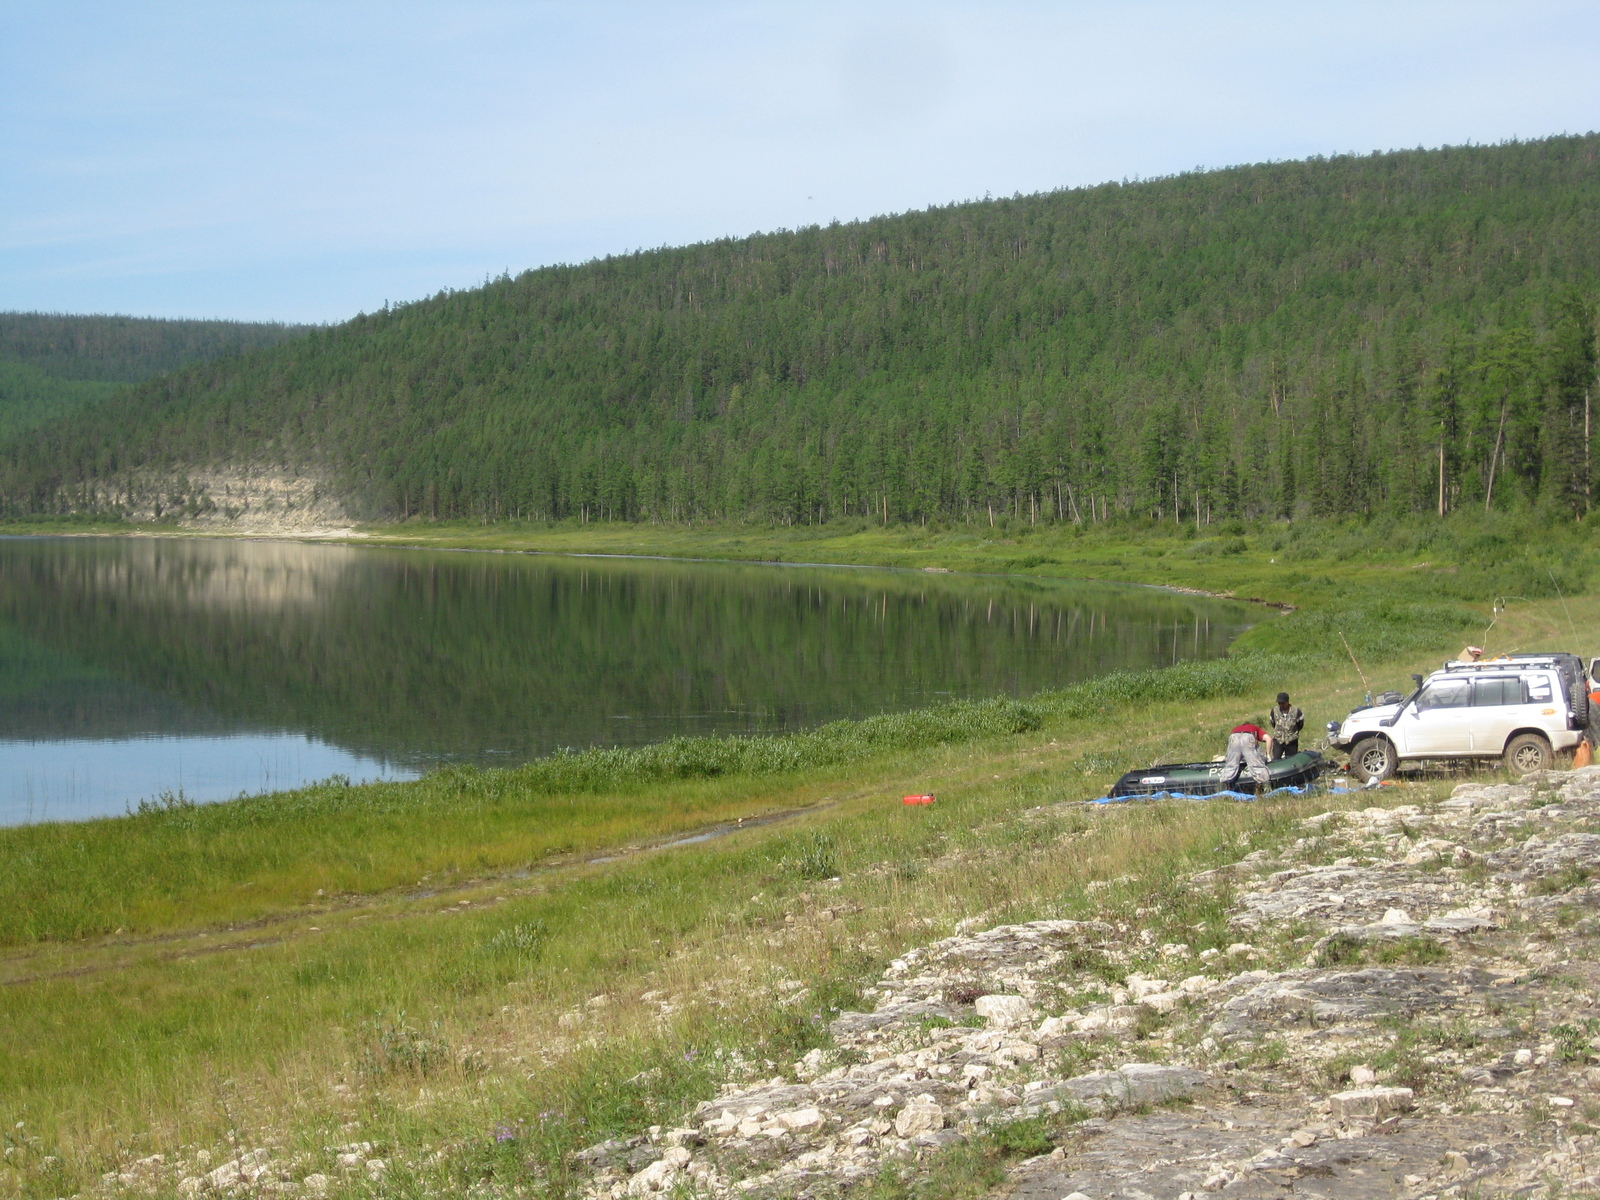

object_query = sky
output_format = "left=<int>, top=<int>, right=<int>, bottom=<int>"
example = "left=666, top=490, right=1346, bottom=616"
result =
left=3, top=2, right=1598, bottom=325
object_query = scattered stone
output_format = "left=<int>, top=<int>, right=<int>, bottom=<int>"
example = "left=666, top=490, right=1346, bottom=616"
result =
left=1328, top=1086, right=1414, bottom=1121
left=893, top=1096, right=945, bottom=1137
left=973, top=994, right=1033, bottom=1028
left=775, top=1107, right=824, bottom=1132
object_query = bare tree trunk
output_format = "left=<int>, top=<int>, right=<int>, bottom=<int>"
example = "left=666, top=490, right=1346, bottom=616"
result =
left=1484, top=399, right=1508, bottom=513
left=1064, top=481, right=1083, bottom=524
left=1438, top=439, right=1446, bottom=517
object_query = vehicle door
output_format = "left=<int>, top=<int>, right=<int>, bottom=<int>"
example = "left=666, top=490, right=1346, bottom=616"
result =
left=1467, top=675, right=1525, bottom=754
left=1399, top=676, right=1473, bottom=756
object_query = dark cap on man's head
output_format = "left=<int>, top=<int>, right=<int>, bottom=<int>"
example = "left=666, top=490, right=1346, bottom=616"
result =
left=1276, top=692, right=1290, bottom=704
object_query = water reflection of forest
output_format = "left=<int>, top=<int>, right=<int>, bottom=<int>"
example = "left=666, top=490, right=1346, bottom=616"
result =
left=0, top=538, right=1256, bottom=766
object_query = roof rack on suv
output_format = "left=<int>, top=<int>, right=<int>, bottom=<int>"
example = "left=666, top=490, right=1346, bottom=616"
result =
left=1440, top=656, right=1568, bottom=672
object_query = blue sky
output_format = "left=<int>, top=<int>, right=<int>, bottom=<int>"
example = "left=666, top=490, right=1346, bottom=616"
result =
left=3, top=2, right=1597, bottom=324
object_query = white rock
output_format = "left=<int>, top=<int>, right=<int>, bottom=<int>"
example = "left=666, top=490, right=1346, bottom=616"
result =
left=1126, top=976, right=1170, bottom=999
left=1402, top=840, right=1457, bottom=865
left=365, top=1159, right=388, bottom=1180
left=627, top=1149, right=692, bottom=1195
left=999, top=1040, right=1040, bottom=1063
left=205, top=1160, right=245, bottom=1189
left=974, top=995, right=1034, bottom=1028
left=1035, top=1016, right=1076, bottom=1039
left=303, top=1175, right=330, bottom=1196
left=1328, top=1087, right=1414, bottom=1121
left=794, top=1048, right=826, bottom=1080
left=176, top=1180, right=203, bottom=1197
left=1179, top=975, right=1213, bottom=994
left=893, top=1097, right=945, bottom=1137
left=1139, top=991, right=1183, bottom=1014
left=1065, top=1193, right=1092, bottom=1200
left=775, top=1107, right=825, bottom=1132
left=1380, top=908, right=1413, bottom=925
left=1349, top=1064, right=1377, bottom=1085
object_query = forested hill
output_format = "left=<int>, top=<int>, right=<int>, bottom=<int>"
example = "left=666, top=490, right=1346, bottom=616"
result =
left=4, top=135, right=1600, bottom=525
left=0, top=313, right=310, bottom=441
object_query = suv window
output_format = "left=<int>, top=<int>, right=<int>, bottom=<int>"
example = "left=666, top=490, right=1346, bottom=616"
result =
left=1472, top=677, right=1525, bottom=706
left=1416, top=678, right=1472, bottom=710
left=1527, top=675, right=1554, bottom=703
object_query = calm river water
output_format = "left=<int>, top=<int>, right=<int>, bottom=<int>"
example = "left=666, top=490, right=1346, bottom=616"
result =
left=0, top=537, right=1257, bottom=824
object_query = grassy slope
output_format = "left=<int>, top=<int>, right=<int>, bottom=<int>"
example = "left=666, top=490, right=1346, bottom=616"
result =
left=0, top=519, right=1589, bottom=1198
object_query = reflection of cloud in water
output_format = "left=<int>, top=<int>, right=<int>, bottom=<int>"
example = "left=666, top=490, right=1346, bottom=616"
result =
left=0, top=733, right=416, bottom=826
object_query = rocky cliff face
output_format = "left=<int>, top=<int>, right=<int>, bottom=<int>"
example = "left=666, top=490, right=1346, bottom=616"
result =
left=577, top=771, right=1600, bottom=1200
left=87, top=470, right=352, bottom=534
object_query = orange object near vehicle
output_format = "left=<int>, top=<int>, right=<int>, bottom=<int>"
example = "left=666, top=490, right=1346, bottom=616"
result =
left=902, top=794, right=935, bottom=806
left=1575, top=741, right=1593, bottom=769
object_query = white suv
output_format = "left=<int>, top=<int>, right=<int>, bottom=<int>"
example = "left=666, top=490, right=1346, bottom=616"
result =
left=1329, top=654, right=1592, bottom=783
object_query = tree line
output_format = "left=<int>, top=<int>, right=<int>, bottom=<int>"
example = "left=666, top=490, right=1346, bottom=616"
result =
left=3, top=135, right=1600, bottom=526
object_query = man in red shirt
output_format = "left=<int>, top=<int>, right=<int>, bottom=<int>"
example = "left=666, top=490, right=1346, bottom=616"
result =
left=1223, top=723, right=1271, bottom=792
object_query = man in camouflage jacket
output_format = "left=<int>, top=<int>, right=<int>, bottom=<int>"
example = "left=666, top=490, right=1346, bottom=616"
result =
left=1269, top=692, right=1304, bottom=759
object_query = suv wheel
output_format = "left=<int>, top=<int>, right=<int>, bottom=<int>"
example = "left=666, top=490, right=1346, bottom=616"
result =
left=1504, top=732, right=1552, bottom=776
left=1349, top=737, right=1396, bottom=783
left=1571, top=679, right=1591, bottom=729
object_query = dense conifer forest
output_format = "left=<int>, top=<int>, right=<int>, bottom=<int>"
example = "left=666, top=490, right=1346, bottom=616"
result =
left=0, top=313, right=309, bottom=439
left=3, top=135, right=1599, bottom=525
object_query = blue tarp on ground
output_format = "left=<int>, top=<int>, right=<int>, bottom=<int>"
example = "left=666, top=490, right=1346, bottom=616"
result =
left=1091, top=784, right=1315, bottom=804
left=1090, top=783, right=1364, bottom=804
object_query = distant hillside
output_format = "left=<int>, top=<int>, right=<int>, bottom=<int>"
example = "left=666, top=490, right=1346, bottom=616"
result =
left=2, top=135, right=1598, bottom=524
left=0, top=313, right=311, bottom=440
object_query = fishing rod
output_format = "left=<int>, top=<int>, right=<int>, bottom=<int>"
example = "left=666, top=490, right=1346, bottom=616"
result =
left=1339, top=630, right=1372, bottom=707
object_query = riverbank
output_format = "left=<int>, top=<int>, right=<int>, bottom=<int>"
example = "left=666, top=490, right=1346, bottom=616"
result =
left=0, top=519, right=1593, bottom=1200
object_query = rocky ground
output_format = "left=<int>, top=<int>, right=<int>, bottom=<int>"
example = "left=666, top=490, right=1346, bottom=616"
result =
left=575, top=770, right=1600, bottom=1200
left=84, top=768, right=1600, bottom=1199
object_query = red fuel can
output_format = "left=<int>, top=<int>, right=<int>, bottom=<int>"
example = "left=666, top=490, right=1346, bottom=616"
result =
left=901, top=794, right=935, bottom=806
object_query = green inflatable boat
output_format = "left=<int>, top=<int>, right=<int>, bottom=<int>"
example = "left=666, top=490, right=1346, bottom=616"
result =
left=1106, top=750, right=1325, bottom=799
